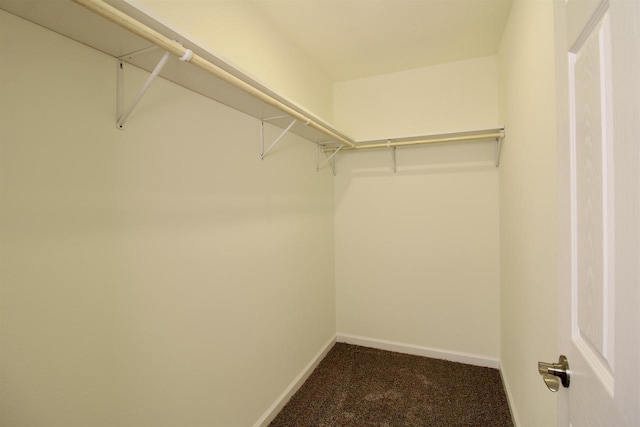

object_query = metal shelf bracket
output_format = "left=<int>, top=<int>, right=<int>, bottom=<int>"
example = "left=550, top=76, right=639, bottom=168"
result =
left=317, top=145, right=343, bottom=175
left=495, top=130, right=505, bottom=167
left=261, top=119, right=297, bottom=159
left=116, top=50, right=171, bottom=129
left=387, top=140, right=397, bottom=173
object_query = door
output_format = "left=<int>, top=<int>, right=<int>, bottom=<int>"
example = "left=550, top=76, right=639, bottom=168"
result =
left=555, top=0, right=639, bottom=426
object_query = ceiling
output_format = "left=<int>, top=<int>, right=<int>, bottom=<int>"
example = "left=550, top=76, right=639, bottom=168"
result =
left=251, top=0, right=512, bottom=82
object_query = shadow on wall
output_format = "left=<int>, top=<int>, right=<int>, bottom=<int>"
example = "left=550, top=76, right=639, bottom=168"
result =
left=333, top=139, right=498, bottom=205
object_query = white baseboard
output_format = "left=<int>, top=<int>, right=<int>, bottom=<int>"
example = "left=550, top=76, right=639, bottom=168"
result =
left=336, top=333, right=500, bottom=369
left=252, top=335, right=337, bottom=427
left=499, top=362, right=521, bottom=427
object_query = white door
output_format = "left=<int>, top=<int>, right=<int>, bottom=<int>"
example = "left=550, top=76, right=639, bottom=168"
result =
left=554, top=0, right=639, bottom=426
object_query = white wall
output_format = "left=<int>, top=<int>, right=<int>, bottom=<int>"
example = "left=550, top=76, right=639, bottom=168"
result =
left=333, top=54, right=501, bottom=361
left=134, top=0, right=335, bottom=122
left=0, top=11, right=335, bottom=427
left=333, top=56, right=500, bottom=141
left=334, top=138, right=501, bottom=360
left=497, top=0, right=559, bottom=425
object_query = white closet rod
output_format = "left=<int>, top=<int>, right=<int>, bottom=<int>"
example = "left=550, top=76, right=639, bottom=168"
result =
left=344, top=132, right=504, bottom=151
left=326, top=130, right=505, bottom=169
left=71, top=0, right=356, bottom=149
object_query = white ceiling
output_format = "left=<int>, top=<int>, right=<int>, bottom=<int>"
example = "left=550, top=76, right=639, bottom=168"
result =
left=251, top=0, right=512, bottom=82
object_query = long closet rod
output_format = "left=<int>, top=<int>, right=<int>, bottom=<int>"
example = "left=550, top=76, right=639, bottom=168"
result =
left=326, top=131, right=504, bottom=151
left=71, top=0, right=356, bottom=149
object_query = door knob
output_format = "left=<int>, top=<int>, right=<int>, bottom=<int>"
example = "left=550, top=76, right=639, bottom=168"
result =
left=538, top=355, right=570, bottom=392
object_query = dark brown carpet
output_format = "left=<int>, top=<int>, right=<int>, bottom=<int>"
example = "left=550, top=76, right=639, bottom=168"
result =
left=270, top=343, right=513, bottom=427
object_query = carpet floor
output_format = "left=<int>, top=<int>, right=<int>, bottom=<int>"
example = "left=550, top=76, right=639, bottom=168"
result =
left=270, top=343, right=513, bottom=427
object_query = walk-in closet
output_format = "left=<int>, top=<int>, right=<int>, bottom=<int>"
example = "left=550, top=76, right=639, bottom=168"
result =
left=1, top=1, right=638, bottom=426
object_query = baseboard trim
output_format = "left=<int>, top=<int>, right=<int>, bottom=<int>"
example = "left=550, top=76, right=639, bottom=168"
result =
left=252, top=335, right=337, bottom=427
left=499, top=362, right=521, bottom=427
left=336, top=333, right=500, bottom=369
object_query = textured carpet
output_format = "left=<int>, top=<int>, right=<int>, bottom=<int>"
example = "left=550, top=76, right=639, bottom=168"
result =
left=270, top=343, right=513, bottom=427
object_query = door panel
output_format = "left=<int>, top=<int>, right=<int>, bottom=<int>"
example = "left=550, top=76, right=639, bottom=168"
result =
left=570, top=10, right=614, bottom=387
left=557, top=0, right=640, bottom=426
